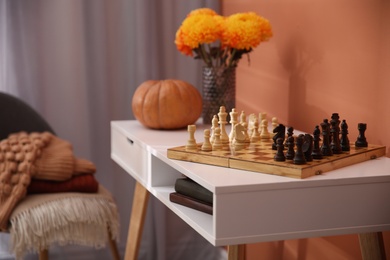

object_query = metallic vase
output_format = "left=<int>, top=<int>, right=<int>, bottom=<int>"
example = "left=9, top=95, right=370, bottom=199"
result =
left=202, top=66, right=236, bottom=124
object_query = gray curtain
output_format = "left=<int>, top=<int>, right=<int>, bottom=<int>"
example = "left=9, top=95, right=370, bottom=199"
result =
left=0, top=1, right=226, bottom=259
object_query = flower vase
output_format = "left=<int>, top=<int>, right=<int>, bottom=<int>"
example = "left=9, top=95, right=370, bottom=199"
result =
left=202, top=66, right=236, bottom=124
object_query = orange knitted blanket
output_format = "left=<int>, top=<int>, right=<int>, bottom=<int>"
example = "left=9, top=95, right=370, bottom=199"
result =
left=0, top=132, right=96, bottom=230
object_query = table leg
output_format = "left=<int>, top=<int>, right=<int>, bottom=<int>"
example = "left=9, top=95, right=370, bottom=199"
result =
left=358, top=232, right=386, bottom=260
left=124, top=181, right=150, bottom=260
left=227, top=244, right=246, bottom=260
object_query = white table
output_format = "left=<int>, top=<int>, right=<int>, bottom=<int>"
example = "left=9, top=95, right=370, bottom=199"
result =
left=111, top=120, right=390, bottom=260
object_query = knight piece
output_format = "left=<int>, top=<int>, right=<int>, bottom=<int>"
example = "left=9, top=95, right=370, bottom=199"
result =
left=272, top=124, right=286, bottom=150
left=355, top=123, right=368, bottom=147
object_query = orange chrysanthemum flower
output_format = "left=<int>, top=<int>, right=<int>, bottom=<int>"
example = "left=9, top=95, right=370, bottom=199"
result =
left=174, top=8, right=273, bottom=68
left=222, top=12, right=272, bottom=50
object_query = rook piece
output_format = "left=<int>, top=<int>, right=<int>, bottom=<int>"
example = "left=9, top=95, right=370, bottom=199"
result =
left=311, top=125, right=323, bottom=159
left=285, top=136, right=295, bottom=160
left=340, top=120, right=350, bottom=151
left=320, top=119, right=333, bottom=156
left=293, top=134, right=306, bottom=165
left=272, top=124, right=285, bottom=150
left=355, top=123, right=368, bottom=147
left=274, top=138, right=286, bottom=162
left=186, top=125, right=197, bottom=151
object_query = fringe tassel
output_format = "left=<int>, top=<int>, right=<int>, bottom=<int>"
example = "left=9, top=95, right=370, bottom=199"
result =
left=9, top=196, right=119, bottom=259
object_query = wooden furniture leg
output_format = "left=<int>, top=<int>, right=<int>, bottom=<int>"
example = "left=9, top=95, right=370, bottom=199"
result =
left=124, top=181, right=150, bottom=260
left=359, top=232, right=386, bottom=260
left=107, top=225, right=121, bottom=260
left=39, top=249, right=48, bottom=260
left=228, top=244, right=246, bottom=260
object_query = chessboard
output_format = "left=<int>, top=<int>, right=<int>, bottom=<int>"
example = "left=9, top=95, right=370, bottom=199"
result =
left=167, top=140, right=386, bottom=179
left=167, top=106, right=386, bottom=179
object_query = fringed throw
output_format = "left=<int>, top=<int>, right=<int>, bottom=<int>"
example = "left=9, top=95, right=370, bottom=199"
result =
left=9, top=185, right=119, bottom=259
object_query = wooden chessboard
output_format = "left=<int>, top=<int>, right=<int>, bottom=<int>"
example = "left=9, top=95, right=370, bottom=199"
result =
left=167, top=140, right=386, bottom=179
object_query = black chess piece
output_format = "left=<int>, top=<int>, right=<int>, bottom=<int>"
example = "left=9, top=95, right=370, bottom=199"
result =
left=272, top=124, right=286, bottom=150
left=330, top=118, right=342, bottom=154
left=355, top=123, right=368, bottom=147
left=311, top=125, right=323, bottom=159
left=303, top=134, right=313, bottom=162
left=324, top=119, right=332, bottom=145
left=293, top=134, right=306, bottom=165
left=274, top=138, right=286, bottom=161
left=340, top=120, right=350, bottom=151
left=285, top=136, right=295, bottom=160
left=320, top=119, right=333, bottom=156
left=285, top=126, right=294, bottom=148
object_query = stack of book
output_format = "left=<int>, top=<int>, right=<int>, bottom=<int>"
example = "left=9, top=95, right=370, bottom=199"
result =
left=169, top=177, right=213, bottom=215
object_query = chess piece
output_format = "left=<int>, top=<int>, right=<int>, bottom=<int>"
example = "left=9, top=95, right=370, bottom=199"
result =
left=250, top=119, right=260, bottom=143
left=293, top=134, right=306, bottom=165
left=210, top=115, right=219, bottom=144
left=320, top=119, right=333, bottom=156
left=274, top=138, right=286, bottom=162
left=212, top=127, right=222, bottom=150
left=311, top=125, right=323, bottom=159
left=201, top=129, right=212, bottom=151
left=355, top=123, right=368, bottom=147
left=340, top=120, right=350, bottom=151
left=272, top=117, right=278, bottom=131
left=186, top=125, right=197, bottom=151
left=229, top=108, right=239, bottom=142
left=330, top=114, right=342, bottom=154
left=233, top=124, right=246, bottom=151
left=285, top=126, right=294, bottom=148
left=272, top=124, right=285, bottom=150
left=260, top=119, right=270, bottom=139
left=247, top=113, right=256, bottom=137
left=303, top=134, right=313, bottom=162
left=285, top=136, right=295, bottom=160
left=259, top=113, right=267, bottom=135
left=218, top=106, right=229, bottom=144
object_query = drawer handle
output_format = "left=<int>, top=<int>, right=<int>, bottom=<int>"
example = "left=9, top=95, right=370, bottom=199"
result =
left=127, top=137, right=134, bottom=145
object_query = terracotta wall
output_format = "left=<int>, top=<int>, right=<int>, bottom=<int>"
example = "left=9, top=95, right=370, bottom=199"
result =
left=222, top=0, right=390, bottom=259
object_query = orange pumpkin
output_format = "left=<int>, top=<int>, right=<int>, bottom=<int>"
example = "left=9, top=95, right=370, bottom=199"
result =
left=132, top=79, right=203, bottom=129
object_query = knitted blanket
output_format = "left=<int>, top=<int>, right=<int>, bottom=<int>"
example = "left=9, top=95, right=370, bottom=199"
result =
left=0, top=131, right=96, bottom=230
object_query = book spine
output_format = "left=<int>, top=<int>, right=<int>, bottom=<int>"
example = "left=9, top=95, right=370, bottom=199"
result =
left=174, top=178, right=213, bottom=204
left=169, top=192, right=213, bottom=215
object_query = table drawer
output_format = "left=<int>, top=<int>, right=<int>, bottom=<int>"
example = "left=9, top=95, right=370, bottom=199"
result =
left=111, top=127, right=148, bottom=184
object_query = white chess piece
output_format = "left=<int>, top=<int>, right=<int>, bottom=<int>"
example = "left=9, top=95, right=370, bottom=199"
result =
left=212, top=127, right=222, bottom=150
left=210, top=115, right=219, bottom=144
left=218, top=106, right=229, bottom=144
left=229, top=108, right=238, bottom=142
left=260, top=119, right=270, bottom=139
left=250, top=119, right=260, bottom=143
left=201, top=129, right=212, bottom=151
left=186, top=124, right=197, bottom=150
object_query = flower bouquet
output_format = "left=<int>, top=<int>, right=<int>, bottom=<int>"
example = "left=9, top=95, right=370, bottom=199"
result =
left=175, top=8, right=273, bottom=123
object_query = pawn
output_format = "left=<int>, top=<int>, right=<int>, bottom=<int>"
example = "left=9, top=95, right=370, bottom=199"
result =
left=293, top=134, right=306, bottom=165
left=250, top=119, right=261, bottom=143
left=260, top=119, right=270, bottom=139
left=274, top=138, right=286, bottom=162
left=201, top=129, right=212, bottom=151
left=210, top=115, right=219, bottom=144
left=212, top=127, right=222, bottom=150
left=285, top=136, right=295, bottom=160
